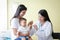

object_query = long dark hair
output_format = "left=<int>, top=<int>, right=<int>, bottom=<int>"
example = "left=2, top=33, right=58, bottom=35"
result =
left=38, top=9, right=51, bottom=22
left=13, top=4, right=27, bottom=18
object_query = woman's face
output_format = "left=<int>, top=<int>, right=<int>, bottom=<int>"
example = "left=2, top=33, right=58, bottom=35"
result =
left=38, top=14, right=45, bottom=22
left=19, top=10, right=27, bottom=17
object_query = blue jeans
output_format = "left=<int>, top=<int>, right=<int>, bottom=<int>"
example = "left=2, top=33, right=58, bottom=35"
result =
left=15, top=36, right=28, bottom=40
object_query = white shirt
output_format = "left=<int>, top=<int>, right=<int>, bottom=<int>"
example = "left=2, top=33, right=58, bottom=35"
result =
left=18, top=26, right=30, bottom=34
left=11, top=18, right=20, bottom=40
left=35, top=21, right=53, bottom=40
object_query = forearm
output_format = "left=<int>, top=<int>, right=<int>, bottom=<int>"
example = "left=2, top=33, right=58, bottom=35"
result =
left=12, top=28, right=17, bottom=36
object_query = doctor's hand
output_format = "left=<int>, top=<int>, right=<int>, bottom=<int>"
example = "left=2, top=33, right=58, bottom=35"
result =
left=33, top=24, right=38, bottom=30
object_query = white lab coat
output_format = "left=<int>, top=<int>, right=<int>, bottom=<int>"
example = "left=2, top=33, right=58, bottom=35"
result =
left=35, top=21, right=53, bottom=40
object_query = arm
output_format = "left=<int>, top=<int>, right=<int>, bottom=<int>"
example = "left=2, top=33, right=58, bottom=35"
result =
left=28, top=21, right=33, bottom=29
left=12, top=28, right=17, bottom=36
left=17, top=32, right=29, bottom=36
left=17, top=31, right=20, bottom=37
left=17, top=31, right=28, bottom=37
left=44, top=23, right=52, bottom=37
left=26, top=32, right=32, bottom=38
left=11, top=18, right=19, bottom=36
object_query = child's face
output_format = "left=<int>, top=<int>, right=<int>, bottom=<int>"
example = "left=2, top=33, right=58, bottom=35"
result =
left=20, top=20, right=26, bottom=27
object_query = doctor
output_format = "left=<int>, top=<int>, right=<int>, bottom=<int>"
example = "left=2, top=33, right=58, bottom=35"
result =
left=33, top=9, right=53, bottom=40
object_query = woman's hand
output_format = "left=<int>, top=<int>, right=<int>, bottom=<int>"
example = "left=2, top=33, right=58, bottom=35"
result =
left=29, top=37, right=32, bottom=40
left=33, top=24, right=38, bottom=30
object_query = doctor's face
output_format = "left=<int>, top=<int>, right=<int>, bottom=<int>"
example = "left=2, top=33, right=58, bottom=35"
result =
left=38, top=14, right=45, bottom=22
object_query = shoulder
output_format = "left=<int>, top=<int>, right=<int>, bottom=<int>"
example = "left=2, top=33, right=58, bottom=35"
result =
left=45, top=21, right=52, bottom=27
left=11, top=18, right=19, bottom=23
left=11, top=18, right=19, bottom=28
left=46, top=21, right=51, bottom=25
left=11, top=18, right=19, bottom=21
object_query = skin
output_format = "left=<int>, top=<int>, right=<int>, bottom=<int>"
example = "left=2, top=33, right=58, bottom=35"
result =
left=19, top=10, right=27, bottom=18
left=38, top=14, right=45, bottom=24
left=20, top=20, right=27, bottom=27
left=28, top=21, right=33, bottom=29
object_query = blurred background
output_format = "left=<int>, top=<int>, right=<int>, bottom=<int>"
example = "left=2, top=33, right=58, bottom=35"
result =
left=8, top=0, right=60, bottom=32
left=0, top=0, right=60, bottom=40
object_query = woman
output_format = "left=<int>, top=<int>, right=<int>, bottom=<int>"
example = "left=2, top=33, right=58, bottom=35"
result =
left=33, top=9, right=53, bottom=40
left=11, top=4, right=32, bottom=40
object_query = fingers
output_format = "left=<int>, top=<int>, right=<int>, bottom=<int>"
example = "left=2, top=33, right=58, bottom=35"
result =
left=28, top=21, right=33, bottom=26
left=33, top=24, right=38, bottom=30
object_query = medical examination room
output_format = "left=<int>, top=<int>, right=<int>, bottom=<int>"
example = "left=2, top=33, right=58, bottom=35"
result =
left=0, top=0, right=60, bottom=40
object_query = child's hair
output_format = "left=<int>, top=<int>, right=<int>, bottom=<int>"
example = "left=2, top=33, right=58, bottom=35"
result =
left=19, top=18, right=27, bottom=23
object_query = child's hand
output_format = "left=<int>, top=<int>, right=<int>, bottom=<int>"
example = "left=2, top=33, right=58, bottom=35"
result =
left=28, top=21, right=33, bottom=29
left=28, top=21, right=33, bottom=26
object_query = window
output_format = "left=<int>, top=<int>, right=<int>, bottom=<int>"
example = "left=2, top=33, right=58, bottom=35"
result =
left=0, top=0, right=7, bottom=32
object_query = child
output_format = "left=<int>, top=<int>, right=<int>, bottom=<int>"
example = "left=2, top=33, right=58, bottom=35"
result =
left=15, top=18, right=33, bottom=40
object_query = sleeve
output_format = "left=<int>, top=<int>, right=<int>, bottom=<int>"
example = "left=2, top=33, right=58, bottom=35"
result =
left=11, top=18, right=18, bottom=29
left=35, top=23, right=52, bottom=38
left=35, top=28, right=45, bottom=37
left=29, top=20, right=41, bottom=36
left=29, top=27, right=36, bottom=36
left=44, top=23, right=52, bottom=37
